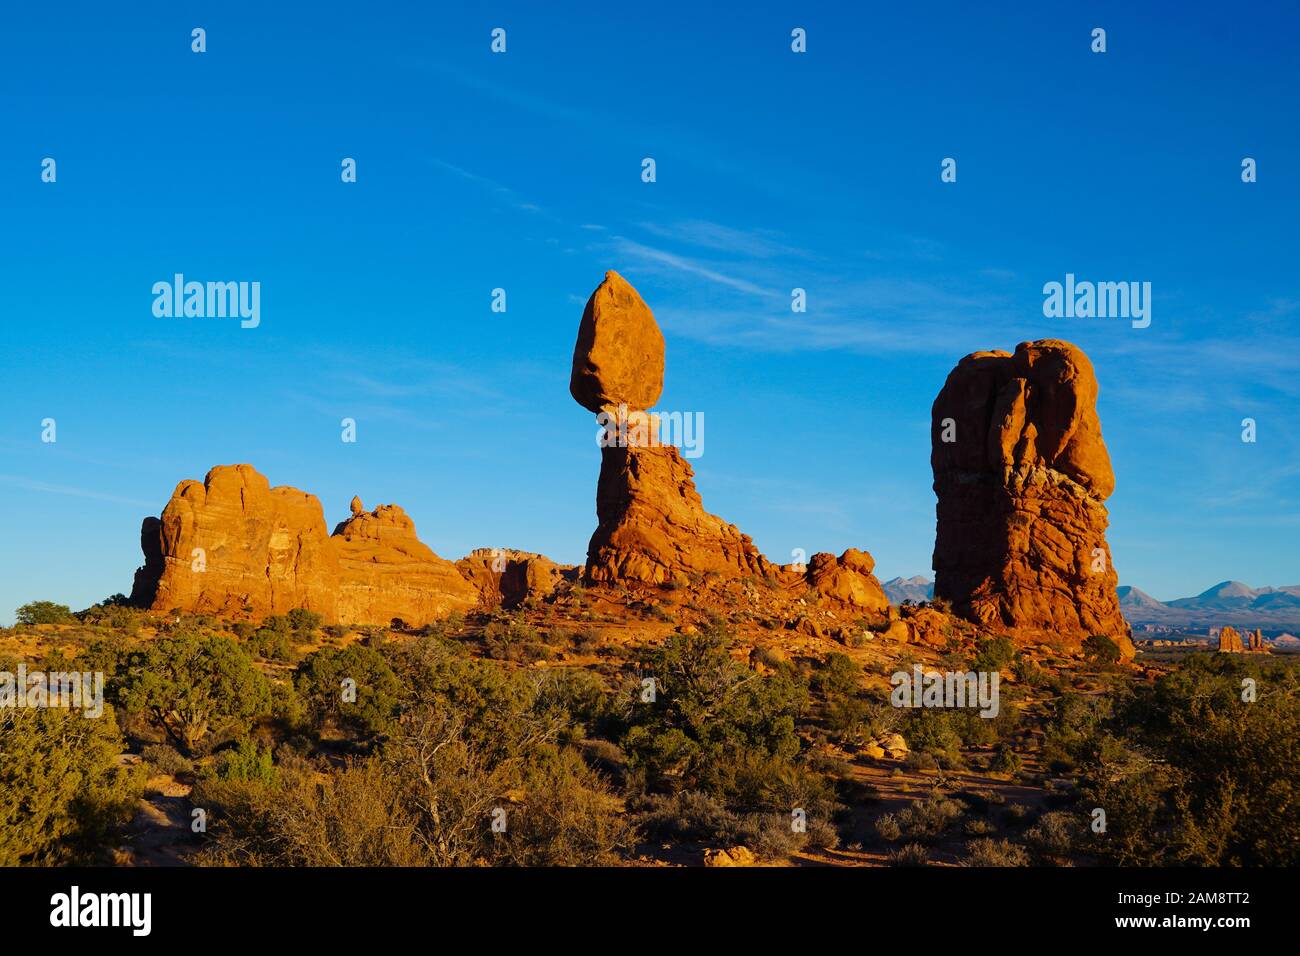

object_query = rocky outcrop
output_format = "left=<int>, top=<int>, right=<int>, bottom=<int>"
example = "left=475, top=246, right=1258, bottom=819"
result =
left=456, top=548, right=570, bottom=609
left=131, top=464, right=338, bottom=618
left=802, top=550, right=890, bottom=615
left=586, top=438, right=771, bottom=585
left=931, top=340, right=1133, bottom=657
left=129, top=516, right=165, bottom=607
left=1217, top=625, right=1245, bottom=653
left=130, top=465, right=476, bottom=625
left=332, top=503, right=479, bottom=625
left=1217, top=625, right=1270, bottom=653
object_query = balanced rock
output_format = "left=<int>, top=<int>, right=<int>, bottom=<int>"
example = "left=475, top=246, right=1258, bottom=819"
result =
left=931, top=340, right=1133, bottom=657
left=572, top=272, right=769, bottom=585
left=130, top=465, right=477, bottom=626
left=570, top=270, right=665, bottom=415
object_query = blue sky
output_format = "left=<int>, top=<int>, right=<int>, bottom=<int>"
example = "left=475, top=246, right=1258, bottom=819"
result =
left=2, top=1, right=1298, bottom=623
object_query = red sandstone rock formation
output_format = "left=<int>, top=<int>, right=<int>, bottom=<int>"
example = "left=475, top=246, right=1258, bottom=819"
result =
left=931, top=340, right=1133, bottom=657
left=130, top=465, right=477, bottom=625
left=570, top=271, right=888, bottom=611
left=332, top=501, right=479, bottom=625
left=802, top=550, right=891, bottom=615
left=586, top=439, right=771, bottom=585
left=456, top=548, right=571, bottom=609
left=571, top=272, right=772, bottom=586
left=570, top=270, right=665, bottom=415
left=1217, top=625, right=1245, bottom=653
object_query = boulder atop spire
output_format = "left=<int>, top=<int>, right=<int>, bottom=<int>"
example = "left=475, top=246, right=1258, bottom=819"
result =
left=569, top=270, right=665, bottom=415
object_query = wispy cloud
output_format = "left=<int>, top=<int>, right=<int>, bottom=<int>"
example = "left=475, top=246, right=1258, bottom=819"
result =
left=636, top=219, right=809, bottom=260
left=0, top=474, right=155, bottom=508
left=610, top=236, right=782, bottom=299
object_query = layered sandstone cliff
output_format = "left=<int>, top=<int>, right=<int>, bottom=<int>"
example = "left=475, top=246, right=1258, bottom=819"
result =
left=931, top=339, right=1133, bottom=656
left=130, top=465, right=477, bottom=625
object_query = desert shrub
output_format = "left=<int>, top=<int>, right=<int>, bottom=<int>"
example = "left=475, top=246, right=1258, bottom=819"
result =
left=990, top=744, right=1023, bottom=775
left=295, top=644, right=403, bottom=739
left=571, top=627, right=604, bottom=655
left=1078, top=653, right=1300, bottom=865
left=1025, top=809, right=1077, bottom=860
left=893, top=793, right=965, bottom=841
left=1001, top=803, right=1033, bottom=825
left=633, top=790, right=741, bottom=842
left=873, top=813, right=903, bottom=842
left=621, top=627, right=807, bottom=800
left=483, top=620, right=554, bottom=662
left=824, top=697, right=872, bottom=742
left=287, top=608, right=324, bottom=636
left=247, top=626, right=293, bottom=662
left=963, top=817, right=998, bottom=836
left=803, top=814, right=841, bottom=850
left=117, top=634, right=273, bottom=754
left=75, top=635, right=134, bottom=695
left=902, top=751, right=939, bottom=771
left=194, top=754, right=426, bottom=867
left=79, top=600, right=143, bottom=633
left=1041, top=691, right=1111, bottom=773
left=0, top=706, right=143, bottom=864
left=209, top=738, right=278, bottom=787
left=261, top=615, right=292, bottom=635
left=1012, top=655, right=1046, bottom=686
left=531, top=668, right=611, bottom=737
left=141, top=743, right=193, bottom=776
left=198, top=660, right=631, bottom=867
left=812, top=653, right=862, bottom=698
left=903, top=710, right=964, bottom=767
left=731, top=811, right=808, bottom=859
left=959, top=788, right=1006, bottom=812
left=15, top=601, right=75, bottom=626
left=962, top=838, right=1030, bottom=866
left=490, top=745, right=635, bottom=866
left=970, top=636, right=1017, bottom=671
left=1083, top=634, right=1122, bottom=667
left=887, top=842, right=930, bottom=866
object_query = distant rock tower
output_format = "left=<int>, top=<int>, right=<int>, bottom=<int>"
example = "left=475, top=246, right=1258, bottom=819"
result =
left=1217, top=626, right=1245, bottom=653
left=930, top=339, right=1133, bottom=657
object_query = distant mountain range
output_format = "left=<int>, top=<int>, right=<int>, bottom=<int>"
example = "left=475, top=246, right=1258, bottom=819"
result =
left=1119, top=581, right=1300, bottom=632
left=885, top=576, right=1300, bottom=634
left=882, top=576, right=935, bottom=604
